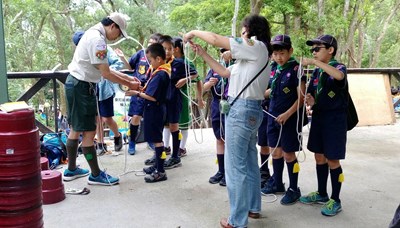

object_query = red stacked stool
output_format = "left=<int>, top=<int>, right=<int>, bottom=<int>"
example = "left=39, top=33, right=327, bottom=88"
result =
left=0, top=109, right=44, bottom=228
left=41, top=170, right=65, bottom=204
left=40, top=157, right=49, bottom=170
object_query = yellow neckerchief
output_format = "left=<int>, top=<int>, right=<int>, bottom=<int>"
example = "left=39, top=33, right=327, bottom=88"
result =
left=166, top=55, right=175, bottom=65
left=142, top=63, right=171, bottom=92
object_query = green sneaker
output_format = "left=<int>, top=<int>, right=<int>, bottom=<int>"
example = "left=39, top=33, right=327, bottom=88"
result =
left=321, top=199, right=342, bottom=216
left=299, top=191, right=329, bottom=205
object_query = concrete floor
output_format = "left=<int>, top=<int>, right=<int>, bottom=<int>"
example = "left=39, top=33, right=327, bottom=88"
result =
left=43, top=122, right=400, bottom=228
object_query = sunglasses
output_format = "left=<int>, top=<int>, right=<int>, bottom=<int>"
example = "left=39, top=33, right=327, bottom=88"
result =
left=310, top=46, right=327, bottom=53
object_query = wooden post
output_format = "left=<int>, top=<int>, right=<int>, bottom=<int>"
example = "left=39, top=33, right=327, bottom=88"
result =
left=0, top=0, right=9, bottom=104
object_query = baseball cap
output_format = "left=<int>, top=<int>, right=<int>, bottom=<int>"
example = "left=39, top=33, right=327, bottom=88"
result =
left=108, top=12, right=129, bottom=38
left=306, top=34, right=337, bottom=50
left=72, top=31, right=84, bottom=46
left=271, top=34, right=292, bottom=47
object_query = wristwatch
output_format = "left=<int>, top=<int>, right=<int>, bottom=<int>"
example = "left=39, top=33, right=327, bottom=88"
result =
left=137, top=92, right=141, bottom=97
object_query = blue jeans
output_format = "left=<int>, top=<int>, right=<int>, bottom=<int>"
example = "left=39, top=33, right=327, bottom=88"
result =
left=225, top=98, right=263, bottom=227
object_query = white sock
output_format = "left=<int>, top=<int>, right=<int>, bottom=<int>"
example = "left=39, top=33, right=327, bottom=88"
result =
left=180, top=129, right=188, bottom=149
left=163, top=127, right=171, bottom=148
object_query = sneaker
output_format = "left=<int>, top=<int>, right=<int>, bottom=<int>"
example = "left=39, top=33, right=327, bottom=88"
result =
left=260, top=170, right=271, bottom=187
left=219, top=176, right=226, bottom=187
left=164, top=146, right=171, bottom=155
left=147, top=142, right=155, bottom=151
left=280, top=187, right=301, bottom=205
left=114, top=133, right=123, bottom=152
left=299, top=191, right=329, bottom=205
left=321, top=199, right=342, bottom=216
left=164, top=157, right=182, bottom=169
left=63, top=168, right=89, bottom=181
left=144, top=171, right=167, bottom=183
left=261, top=177, right=285, bottom=195
left=209, top=171, right=224, bottom=184
left=88, top=171, right=119, bottom=186
left=96, top=143, right=108, bottom=156
left=128, top=141, right=136, bottom=155
left=178, top=148, right=187, bottom=157
left=144, top=154, right=156, bottom=166
left=143, top=165, right=156, bottom=175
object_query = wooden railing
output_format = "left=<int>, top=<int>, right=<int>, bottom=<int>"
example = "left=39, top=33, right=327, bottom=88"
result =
left=7, top=68, right=400, bottom=133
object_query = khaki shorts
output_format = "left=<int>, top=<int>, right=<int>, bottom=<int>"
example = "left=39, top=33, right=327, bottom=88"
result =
left=65, top=75, right=97, bottom=132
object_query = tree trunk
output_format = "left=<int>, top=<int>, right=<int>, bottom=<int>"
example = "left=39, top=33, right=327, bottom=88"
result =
left=293, top=0, right=302, bottom=30
left=355, top=23, right=365, bottom=68
left=369, top=0, right=400, bottom=67
left=317, top=0, right=324, bottom=35
left=338, top=0, right=362, bottom=61
left=145, top=0, right=156, bottom=12
left=49, top=15, right=66, bottom=69
left=250, top=0, right=263, bottom=15
left=283, top=13, right=290, bottom=35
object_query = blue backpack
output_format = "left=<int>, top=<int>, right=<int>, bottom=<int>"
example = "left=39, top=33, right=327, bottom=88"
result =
left=40, top=132, right=68, bottom=169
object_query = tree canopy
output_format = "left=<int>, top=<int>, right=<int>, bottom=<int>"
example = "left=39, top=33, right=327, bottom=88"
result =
left=3, top=0, right=400, bottom=103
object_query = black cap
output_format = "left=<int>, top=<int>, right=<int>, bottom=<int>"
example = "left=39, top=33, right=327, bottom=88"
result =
left=271, top=34, right=292, bottom=47
left=306, top=34, right=337, bottom=50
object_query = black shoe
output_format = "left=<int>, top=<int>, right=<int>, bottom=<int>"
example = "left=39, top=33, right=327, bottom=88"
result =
left=144, top=154, right=156, bottom=166
left=178, top=148, right=187, bottom=157
left=164, top=146, right=171, bottom=155
left=219, top=176, right=226, bottom=187
left=144, top=171, right=167, bottom=183
left=164, top=157, right=181, bottom=169
left=114, top=133, right=123, bottom=152
left=143, top=165, right=157, bottom=175
left=260, top=170, right=271, bottom=187
left=96, top=143, right=108, bottom=156
left=209, top=172, right=224, bottom=184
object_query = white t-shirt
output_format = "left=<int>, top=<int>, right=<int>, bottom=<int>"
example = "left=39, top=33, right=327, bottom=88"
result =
left=68, top=23, right=109, bottom=83
left=228, top=37, right=271, bottom=100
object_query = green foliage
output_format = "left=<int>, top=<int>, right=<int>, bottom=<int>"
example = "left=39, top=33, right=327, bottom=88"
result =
left=3, top=0, right=400, bottom=108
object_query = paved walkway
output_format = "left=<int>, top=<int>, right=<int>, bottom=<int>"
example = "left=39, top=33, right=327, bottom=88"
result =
left=43, top=122, right=400, bottom=228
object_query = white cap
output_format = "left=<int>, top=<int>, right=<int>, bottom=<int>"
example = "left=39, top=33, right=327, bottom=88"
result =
left=108, top=12, right=129, bottom=38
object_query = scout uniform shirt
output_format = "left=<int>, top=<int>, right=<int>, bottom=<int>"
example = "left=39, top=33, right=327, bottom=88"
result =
left=68, top=23, right=109, bottom=83
left=228, top=37, right=270, bottom=100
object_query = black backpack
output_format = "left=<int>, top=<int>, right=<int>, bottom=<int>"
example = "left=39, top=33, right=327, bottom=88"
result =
left=344, top=80, right=359, bottom=131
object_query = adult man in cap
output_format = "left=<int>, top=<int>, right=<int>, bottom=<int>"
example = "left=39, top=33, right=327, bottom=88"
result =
left=63, top=12, right=139, bottom=186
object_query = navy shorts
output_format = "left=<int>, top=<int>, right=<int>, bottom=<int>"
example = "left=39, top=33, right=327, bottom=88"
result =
left=267, top=112, right=303, bottom=152
left=211, top=99, right=225, bottom=139
left=144, top=103, right=166, bottom=143
left=166, top=100, right=182, bottom=124
left=307, top=109, right=347, bottom=160
left=257, top=111, right=268, bottom=146
left=98, top=96, right=114, bottom=117
left=128, top=96, right=144, bottom=116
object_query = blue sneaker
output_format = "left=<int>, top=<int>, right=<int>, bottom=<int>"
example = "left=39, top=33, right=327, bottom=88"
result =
left=321, top=199, right=342, bottom=216
left=147, top=142, right=155, bottom=151
left=128, top=141, right=136, bottom=155
left=299, top=191, right=329, bottom=205
left=88, top=171, right=119, bottom=186
left=280, top=187, right=301, bottom=205
left=261, top=177, right=285, bottom=195
left=63, top=168, right=89, bottom=181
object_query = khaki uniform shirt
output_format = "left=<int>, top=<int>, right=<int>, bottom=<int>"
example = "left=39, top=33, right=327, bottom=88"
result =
left=68, top=23, right=108, bottom=83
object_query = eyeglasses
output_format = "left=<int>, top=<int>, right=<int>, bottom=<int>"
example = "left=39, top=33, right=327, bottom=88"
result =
left=310, top=46, right=327, bottom=53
